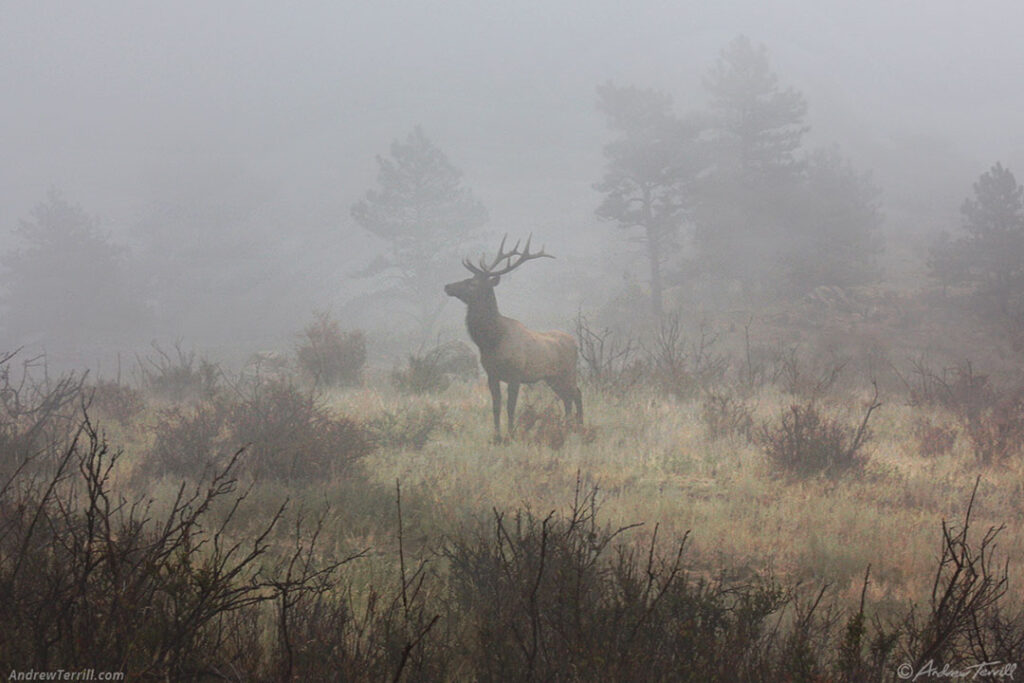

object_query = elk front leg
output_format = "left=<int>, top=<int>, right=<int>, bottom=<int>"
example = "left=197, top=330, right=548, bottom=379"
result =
left=488, top=375, right=502, bottom=441
left=507, top=381, right=520, bottom=435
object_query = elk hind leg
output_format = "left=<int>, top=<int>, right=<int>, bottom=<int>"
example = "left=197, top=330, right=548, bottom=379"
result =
left=548, top=379, right=577, bottom=422
left=573, top=386, right=583, bottom=424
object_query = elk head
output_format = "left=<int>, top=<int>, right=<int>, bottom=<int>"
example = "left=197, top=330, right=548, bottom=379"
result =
left=444, top=234, right=552, bottom=306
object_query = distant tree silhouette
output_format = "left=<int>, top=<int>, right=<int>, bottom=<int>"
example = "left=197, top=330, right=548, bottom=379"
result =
left=131, top=163, right=291, bottom=345
left=351, top=126, right=487, bottom=338
left=594, top=83, right=704, bottom=317
left=929, top=163, right=1024, bottom=315
left=1, top=189, right=146, bottom=350
left=785, top=147, right=884, bottom=291
left=694, top=35, right=809, bottom=290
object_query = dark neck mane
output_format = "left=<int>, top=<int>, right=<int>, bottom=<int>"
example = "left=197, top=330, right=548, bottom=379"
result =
left=466, top=288, right=503, bottom=350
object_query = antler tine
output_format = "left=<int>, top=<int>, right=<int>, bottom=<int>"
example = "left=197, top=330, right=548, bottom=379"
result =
left=462, top=256, right=485, bottom=275
left=486, top=232, right=554, bottom=277
left=462, top=233, right=554, bottom=277
left=492, top=234, right=516, bottom=268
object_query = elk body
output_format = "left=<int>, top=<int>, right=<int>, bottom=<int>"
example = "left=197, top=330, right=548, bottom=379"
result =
left=445, top=236, right=582, bottom=440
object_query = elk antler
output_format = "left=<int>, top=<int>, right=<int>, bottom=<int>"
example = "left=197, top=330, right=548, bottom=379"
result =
left=462, top=234, right=554, bottom=277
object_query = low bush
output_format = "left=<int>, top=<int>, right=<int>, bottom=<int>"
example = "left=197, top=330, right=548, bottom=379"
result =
left=391, top=342, right=479, bottom=395
left=442, top=481, right=794, bottom=681
left=295, top=311, right=366, bottom=387
left=650, top=316, right=728, bottom=400
left=913, top=417, right=958, bottom=457
left=0, top=422, right=347, bottom=678
left=0, top=352, right=85, bottom=479
left=87, top=378, right=146, bottom=426
left=574, top=311, right=646, bottom=392
left=701, top=390, right=755, bottom=441
left=145, top=381, right=373, bottom=481
left=776, top=344, right=849, bottom=398
left=137, top=341, right=220, bottom=402
left=899, top=357, right=992, bottom=417
left=758, top=388, right=880, bottom=478
left=367, top=404, right=450, bottom=451
left=147, top=400, right=229, bottom=478
left=961, top=388, right=1024, bottom=464
left=512, top=402, right=596, bottom=450
left=391, top=352, right=450, bottom=395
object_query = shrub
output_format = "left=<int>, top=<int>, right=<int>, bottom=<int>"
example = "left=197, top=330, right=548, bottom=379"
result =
left=5, top=417, right=1024, bottom=679
left=900, top=357, right=992, bottom=417
left=514, top=402, right=569, bottom=449
left=0, top=352, right=85, bottom=479
left=87, top=379, right=146, bottom=426
left=147, top=401, right=229, bottom=478
left=650, top=316, right=727, bottom=400
left=137, top=341, right=220, bottom=402
left=776, top=344, right=849, bottom=398
left=574, top=312, right=645, bottom=391
left=269, top=483, right=444, bottom=681
left=145, top=381, right=374, bottom=481
left=961, top=388, right=1024, bottom=464
left=434, top=340, right=479, bottom=379
left=913, top=417, right=958, bottom=457
left=895, top=481, right=1021, bottom=673
left=758, top=388, right=880, bottom=478
left=366, top=404, right=450, bottom=450
left=226, top=380, right=373, bottom=480
left=391, top=342, right=478, bottom=395
left=391, top=352, right=449, bottom=395
left=512, top=402, right=596, bottom=450
left=0, top=421, right=348, bottom=679
left=441, top=480, right=794, bottom=681
left=295, top=311, right=366, bottom=387
left=241, top=350, right=293, bottom=386
left=701, top=391, right=754, bottom=441
left=0, top=423, right=315, bottom=675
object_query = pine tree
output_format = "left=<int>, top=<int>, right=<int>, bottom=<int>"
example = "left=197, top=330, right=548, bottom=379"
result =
left=594, top=83, right=704, bottom=317
left=786, top=147, right=883, bottom=291
left=929, top=163, right=1024, bottom=314
left=694, top=36, right=809, bottom=289
left=351, top=127, right=487, bottom=337
left=1, top=189, right=146, bottom=350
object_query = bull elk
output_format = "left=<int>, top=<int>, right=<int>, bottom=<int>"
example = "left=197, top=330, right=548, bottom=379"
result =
left=444, top=235, right=582, bottom=440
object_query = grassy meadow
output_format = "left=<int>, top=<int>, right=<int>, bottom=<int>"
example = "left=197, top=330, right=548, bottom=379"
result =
left=3, top=302, right=1024, bottom=680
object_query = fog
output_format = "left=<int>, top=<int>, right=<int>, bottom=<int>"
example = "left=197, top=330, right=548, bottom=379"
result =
left=3, top=0, right=1024, bottom=370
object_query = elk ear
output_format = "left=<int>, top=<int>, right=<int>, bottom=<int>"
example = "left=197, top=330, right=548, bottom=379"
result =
left=488, top=274, right=501, bottom=287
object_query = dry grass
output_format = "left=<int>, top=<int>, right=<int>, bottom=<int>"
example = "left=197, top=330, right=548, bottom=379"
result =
left=100, top=365, right=1024, bottom=614
left=8, top=345, right=1024, bottom=678
left=325, top=377, right=1024, bottom=608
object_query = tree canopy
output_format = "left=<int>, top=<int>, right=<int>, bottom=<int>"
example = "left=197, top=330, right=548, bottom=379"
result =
left=928, top=163, right=1024, bottom=314
left=351, top=127, right=488, bottom=337
left=1, top=189, right=146, bottom=350
left=694, top=36, right=810, bottom=289
left=594, top=83, right=704, bottom=317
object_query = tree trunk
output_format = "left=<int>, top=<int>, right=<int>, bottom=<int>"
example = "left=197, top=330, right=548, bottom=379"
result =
left=642, top=188, right=664, bottom=318
left=646, top=226, right=664, bottom=318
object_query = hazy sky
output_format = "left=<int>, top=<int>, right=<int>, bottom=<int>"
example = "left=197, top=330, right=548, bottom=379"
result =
left=3, top=0, right=1024, bottom=247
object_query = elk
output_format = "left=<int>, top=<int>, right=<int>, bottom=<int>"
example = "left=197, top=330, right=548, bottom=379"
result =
left=445, top=235, right=582, bottom=440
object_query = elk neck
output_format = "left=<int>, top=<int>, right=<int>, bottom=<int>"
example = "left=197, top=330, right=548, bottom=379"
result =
left=465, top=287, right=504, bottom=350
